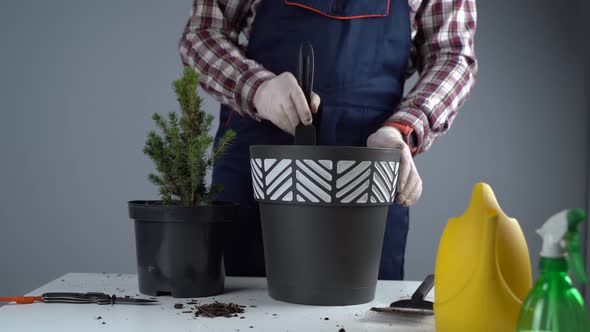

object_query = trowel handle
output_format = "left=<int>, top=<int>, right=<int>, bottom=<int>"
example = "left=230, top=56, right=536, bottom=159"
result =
left=297, top=42, right=314, bottom=107
left=411, top=274, right=435, bottom=303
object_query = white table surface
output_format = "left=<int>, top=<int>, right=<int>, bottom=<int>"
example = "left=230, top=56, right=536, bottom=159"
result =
left=0, top=273, right=434, bottom=332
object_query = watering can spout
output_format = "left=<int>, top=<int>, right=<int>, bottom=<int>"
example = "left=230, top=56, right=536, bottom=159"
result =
left=466, top=183, right=500, bottom=215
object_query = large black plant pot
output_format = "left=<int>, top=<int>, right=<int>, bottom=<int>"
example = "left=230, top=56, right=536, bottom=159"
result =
left=250, top=145, right=401, bottom=305
left=128, top=201, right=236, bottom=298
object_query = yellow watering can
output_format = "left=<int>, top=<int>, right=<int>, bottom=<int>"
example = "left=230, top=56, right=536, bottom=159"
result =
left=434, top=183, right=532, bottom=331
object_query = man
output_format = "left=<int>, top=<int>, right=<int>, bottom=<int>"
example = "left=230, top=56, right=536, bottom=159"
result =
left=179, top=0, right=477, bottom=279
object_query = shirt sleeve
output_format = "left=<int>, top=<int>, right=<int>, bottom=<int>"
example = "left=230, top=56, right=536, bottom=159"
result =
left=387, top=0, right=478, bottom=154
left=178, top=0, right=275, bottom=118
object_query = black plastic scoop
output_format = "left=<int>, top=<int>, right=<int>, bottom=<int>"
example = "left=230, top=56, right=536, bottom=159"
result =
left=371, top=274, right=434, bottom=315
left=294, top=42, right=317, bottom=146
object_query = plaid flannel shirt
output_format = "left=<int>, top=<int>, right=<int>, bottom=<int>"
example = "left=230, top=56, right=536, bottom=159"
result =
left=179, top=0, right=478, bottom=154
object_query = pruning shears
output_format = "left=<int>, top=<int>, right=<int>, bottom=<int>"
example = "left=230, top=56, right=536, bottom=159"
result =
left=0, top=292, right=159, bottom=305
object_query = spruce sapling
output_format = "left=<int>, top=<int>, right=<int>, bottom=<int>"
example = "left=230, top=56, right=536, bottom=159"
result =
left=143, top=67, right=236, bottom=205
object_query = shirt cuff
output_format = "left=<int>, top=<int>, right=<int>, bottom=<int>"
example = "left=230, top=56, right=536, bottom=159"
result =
left=385, top=107, right=430, bottom=154
left=234, top=67, right=275, bottom=118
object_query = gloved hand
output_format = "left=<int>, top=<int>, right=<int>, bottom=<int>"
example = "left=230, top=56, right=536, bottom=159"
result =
left=253, top=72, right=321, bottom=135
left=367, top=127, right=422, bottom=207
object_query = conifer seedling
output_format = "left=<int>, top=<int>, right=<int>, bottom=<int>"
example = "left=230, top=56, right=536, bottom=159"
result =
left=143, top=67, right=236, bottom=205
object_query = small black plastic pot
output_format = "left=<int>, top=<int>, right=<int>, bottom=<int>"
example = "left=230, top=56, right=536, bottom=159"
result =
left=250, top=145, right=401, bottom=306
left=128, top=201, right=236, bottom=298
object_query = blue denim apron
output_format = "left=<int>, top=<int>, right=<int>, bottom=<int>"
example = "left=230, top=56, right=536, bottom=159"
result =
left=213, top=0, right=412, bottom=279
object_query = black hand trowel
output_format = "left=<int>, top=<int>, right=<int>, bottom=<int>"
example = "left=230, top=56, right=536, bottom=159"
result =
left=371, top=274, right=435, bottom=315
left=294, top=42, right=318, bottom=146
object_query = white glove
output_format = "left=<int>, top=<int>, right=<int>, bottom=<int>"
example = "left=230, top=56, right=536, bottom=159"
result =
left=253, top=72, right=321, bottom=135
left=367, top=127, right=423, bottom=207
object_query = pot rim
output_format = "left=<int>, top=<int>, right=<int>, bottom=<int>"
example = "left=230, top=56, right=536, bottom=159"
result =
left=128, top=200, right=237, bottom=223
left=249, top=145, right=401, bottom=162
left=128, top=200, right=238, bottom=207
left=251, top=145, right=401, bottom=150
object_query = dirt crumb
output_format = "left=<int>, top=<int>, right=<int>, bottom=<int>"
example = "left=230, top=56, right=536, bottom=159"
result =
left=194, top=302, right=246, bottom=318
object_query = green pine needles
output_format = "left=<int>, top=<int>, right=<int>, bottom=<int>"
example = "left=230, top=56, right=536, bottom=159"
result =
left=143, top=67, right=236, bottom=206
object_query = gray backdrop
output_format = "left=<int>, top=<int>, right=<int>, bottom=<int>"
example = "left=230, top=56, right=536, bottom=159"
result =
left=1, top=0, right=588, bottom=299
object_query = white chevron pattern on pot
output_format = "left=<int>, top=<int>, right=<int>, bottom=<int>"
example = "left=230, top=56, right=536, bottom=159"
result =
left=294, top=159, right=333, bottom=203
left=370, top=161, right=399, bottom=203
left=390, top=161, right=399, bottom=202
left=260, top=158, right=293, bottom=202
left=251, top=158, right=264, bottom=199
left=336, top=161, right=372, bottom=203
left=250, top=157, right=399, bottom=205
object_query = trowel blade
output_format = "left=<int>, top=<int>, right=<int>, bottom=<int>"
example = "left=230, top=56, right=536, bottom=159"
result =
left=370, top=306, right=434, bottom=316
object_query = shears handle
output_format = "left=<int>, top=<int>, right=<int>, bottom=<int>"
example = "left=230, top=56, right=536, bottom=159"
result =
left=41, top=292, right=113, bottom=304
left=0, top=296, right=43, bottom=304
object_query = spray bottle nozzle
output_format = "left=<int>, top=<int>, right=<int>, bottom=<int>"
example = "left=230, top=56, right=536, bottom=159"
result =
left=567, top=208, right=585, bottom=231
left=565, top=208, right=587, bottom=284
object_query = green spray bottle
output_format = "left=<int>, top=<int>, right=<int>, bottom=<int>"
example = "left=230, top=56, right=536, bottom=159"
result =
left=515, top=208, right=590, bottom=332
